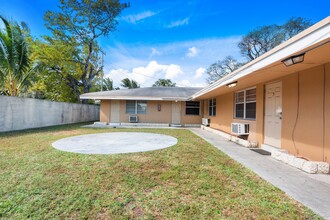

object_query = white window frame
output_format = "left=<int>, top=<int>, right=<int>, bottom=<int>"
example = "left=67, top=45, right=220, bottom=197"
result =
left=234, top=87, right=256, bottom=120
left=126, top=100, right=147, bottom=114
left=208, top=98, right=216, bottom=116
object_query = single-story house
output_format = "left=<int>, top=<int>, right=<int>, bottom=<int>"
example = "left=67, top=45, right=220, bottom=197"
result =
left=80, top=87, right=204, bottom=127
left=81, top=16, right=330, bottom=165
left=192, top=16, right=330, bottom=163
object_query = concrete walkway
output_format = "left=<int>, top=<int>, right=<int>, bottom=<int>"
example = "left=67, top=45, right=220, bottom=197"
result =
left=189, top=128, right=330, bottom=220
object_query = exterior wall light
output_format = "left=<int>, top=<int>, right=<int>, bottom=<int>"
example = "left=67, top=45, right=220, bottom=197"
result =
left=281, top=53, right=305, bottom=67
left=226, top=81, right=237, bottom=88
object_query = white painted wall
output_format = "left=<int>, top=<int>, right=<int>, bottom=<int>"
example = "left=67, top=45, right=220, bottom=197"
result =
left=0, top=95, right=100, bottom=132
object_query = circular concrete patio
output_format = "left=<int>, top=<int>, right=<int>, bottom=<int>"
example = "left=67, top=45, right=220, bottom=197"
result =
left=52, top=132, right=178, bottom=154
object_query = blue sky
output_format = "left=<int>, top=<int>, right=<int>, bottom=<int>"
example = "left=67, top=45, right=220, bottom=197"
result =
left=1, top=0, right=329, bottom=87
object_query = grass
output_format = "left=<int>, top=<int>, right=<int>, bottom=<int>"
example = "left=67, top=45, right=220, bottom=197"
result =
left=0, top=123, right=321, bottom=219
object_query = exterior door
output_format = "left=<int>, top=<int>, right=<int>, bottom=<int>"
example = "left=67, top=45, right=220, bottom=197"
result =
left=171, top=102, right=181, bottom=124
left=264, top=82, right=282, bottom=148
left=110, top=100, right=120, bottom=123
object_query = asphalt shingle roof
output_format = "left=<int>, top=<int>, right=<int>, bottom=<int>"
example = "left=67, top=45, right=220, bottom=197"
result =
left=80, top=87, right=203, bottom=101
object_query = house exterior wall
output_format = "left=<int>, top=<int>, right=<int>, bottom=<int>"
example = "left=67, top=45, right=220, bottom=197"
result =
left=119, top=100, right=172, bottom=123
left=281, top=63, right=329, bottom=162
left=99, top=100, right=203, bottom=125
left=205, top=62, right=330, bottom=162
left=181, top=101, right=204, bottom=125
left=205, top=85, right=264, bottom=145
left=325, top=63, right=330, bottom=163
left=100, top=100, right=111, bottom=123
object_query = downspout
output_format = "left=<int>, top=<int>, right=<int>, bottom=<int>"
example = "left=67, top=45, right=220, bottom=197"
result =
left=292, top=72, right=300, bottom=156
left=323, top=64, right=326, bottom=162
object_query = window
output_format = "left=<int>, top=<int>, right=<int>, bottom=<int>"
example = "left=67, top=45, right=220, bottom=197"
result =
left=208, top=98, right=216, bottom=116
left=185, top=101, right=200, bottom=115
left=235, top=88, right=256, bottom=119
left=126, top=100, right=147, bottom=114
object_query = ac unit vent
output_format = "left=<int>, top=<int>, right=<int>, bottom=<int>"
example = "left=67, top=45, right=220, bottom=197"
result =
left=129, top=115, right=138, bottom=123
left=231, top=123, right=249, bottom=135
left=202, top=118, right=210, bottom=126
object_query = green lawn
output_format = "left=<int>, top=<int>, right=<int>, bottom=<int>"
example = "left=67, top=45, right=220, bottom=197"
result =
left=0, top=124, right=320, bottom=219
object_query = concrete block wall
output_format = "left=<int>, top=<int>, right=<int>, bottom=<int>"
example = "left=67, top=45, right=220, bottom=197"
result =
left=0, top=95, right=100, bottom=132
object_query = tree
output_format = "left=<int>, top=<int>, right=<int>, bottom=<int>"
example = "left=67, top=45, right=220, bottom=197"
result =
left=238, top=25, right=283, bottom=61
left=29, top=36, right=83, bottom=102
left=238, top=17, right=312, bottom=61
left=102, top=78, right=114, bottom=91
left=121, top=78, right=140, bottom=89
left=44, top=0, right=129, bottom=102
left=0, top=16, right=34, bottom=96
left=152, top=79, right=176, bottom=87
left=282, top=17, right=312, bottom=40
left=100, top=78, right=119, bottom=91
left=206, top=56, right=243, bottom=84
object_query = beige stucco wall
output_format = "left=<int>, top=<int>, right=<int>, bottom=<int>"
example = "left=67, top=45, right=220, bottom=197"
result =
left=205, top=62, right=330, bottom=162
left=206, top=85, right=263, bottom=144
left=119, top=100, right=172, bottom=123
left=282, top=64, right=329, bottom=162
left=180, top=101, right=203, bottom=125
left=325, top=63, right=330, bottom=163
left=100, top=100, right=111, bottom=123
left=99, top=100, right=202, bottom=125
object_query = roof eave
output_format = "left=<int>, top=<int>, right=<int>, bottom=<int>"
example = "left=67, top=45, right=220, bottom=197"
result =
left=80, top=96, right=189, bottom=101
left=192, top=16, right=330, bottom=99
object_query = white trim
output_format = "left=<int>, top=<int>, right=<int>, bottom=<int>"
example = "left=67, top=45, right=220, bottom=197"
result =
left=192, top=17, right=330, bottom=99
left=234, top=87, right=256, bottom=120
left=80, top=96, right=188, bottom=101
left=125, top=100, right=147, bottom=115
left=208, top=98, right=216, bottom=116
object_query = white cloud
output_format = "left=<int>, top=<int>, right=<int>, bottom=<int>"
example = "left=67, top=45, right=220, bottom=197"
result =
left=165, top=64, right=183, bottom=79
left=194, top=67, right=205, bottom=79
left=166, top=17, right=189, bottom=28
left=150, top=48, right=161, bottom=58
left=104, top=36, right=243, bottom=87
left=122, top=11, right=157, bottom=24
left=106, top=61, right=183, bottom=87
left=177, top=79, right=207, bottom=88
left=187, top=46, right=198, bottom=57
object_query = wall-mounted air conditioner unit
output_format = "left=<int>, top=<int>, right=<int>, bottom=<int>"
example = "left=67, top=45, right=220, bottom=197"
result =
left=231, top=123, right=249, bottom=135
left=202, top=118, right=210, bottom=126
left=129, top=115, right=138, bottom=123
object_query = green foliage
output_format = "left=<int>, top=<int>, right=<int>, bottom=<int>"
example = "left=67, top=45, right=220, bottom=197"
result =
left=42, top=0, right=129, bottom=102
left=152, top=78, right=176, bottom=87
left=90, top=77, right=119, bottom=92
left=238, top=17, right=312, bottom=61
left=0, top=16, right=33, bottom=96
left=121, top=78, right=140, bottom=89
left=102, top=78, right=119, bottom=91
left=29, top=37, right=82, bottom=102
left=206, top=56, right=244, bottom=84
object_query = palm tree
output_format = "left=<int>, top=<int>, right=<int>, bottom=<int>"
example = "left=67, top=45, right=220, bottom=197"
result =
left=0, top=16, right=32, bottom=96
left=121, top=78, right=140, bottom=89
left=152, top=79, right=176, bottom=87
left=102, top=78, right=114, bottom=91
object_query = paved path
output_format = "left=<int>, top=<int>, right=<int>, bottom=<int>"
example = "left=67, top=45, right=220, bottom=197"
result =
left=52, top=132, right=177, bottom=154
left=189, top=128, right=330, bottom=220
